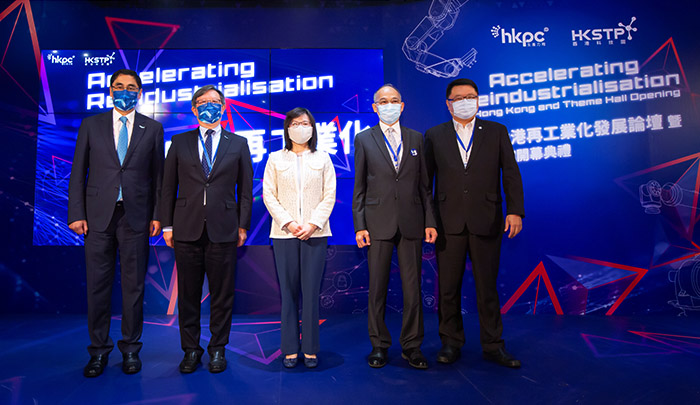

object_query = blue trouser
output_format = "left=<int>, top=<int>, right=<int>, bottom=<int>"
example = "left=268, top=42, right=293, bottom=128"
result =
left=272, top=237, right=328, bottom=355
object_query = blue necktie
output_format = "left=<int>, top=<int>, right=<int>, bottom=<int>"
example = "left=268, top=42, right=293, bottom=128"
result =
left=117, top=116, right=128, bottom=200
left=201, top=129, right=214, bottom=177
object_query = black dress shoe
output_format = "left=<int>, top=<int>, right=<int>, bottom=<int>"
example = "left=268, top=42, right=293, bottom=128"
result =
left=283, top=355, right=298, bottom=368
left=401, top=348, right=428, bottom=369
left=83, top=354, right=108, bottom=378
left=179, top=351, right=202, bottom=374
left=122, top=352, right=142, bottom=374
left=436, top=344, right=461, bottom=364
left=303, top=355, right=318, bottom=369
left=367, top=347, right=388, bottom=368
left=208, top=350, right=227, bottom=373
left=483, top=348, right=521, bottom=368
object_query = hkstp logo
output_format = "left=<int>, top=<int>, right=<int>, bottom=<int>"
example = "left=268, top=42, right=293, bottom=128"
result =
left=84, top=52, right=116, bottom=67
left=571, top=17, right=637, bottom=44
left=47, top=53, right=76, bottom=66
left=491, top=25, right=548, bottom=47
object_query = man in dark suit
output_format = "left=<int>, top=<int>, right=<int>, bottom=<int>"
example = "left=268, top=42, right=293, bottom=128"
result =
left=161, top=84, right=253, bottom=374
left=68, top=69, right=164, bottom=377
left=353, top=84, right=437, bottom=369
left=424, top=78, right=524, bottom=368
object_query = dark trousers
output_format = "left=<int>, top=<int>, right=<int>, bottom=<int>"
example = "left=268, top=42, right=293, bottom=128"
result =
left=174, top=226, right=237, bottom=355
left=367, top=230, right=423, bottom=350
left=436, top=226, right=505, bottom=352
left=272, top=237, right=328, bottom=355
left=84, top=202, right=149, bottom=356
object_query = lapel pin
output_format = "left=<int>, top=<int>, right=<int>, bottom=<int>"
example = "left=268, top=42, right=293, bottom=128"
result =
left=478, top=126, right=482, bottom=130
left=224, top=135, right=229, bottom=139
left=139, top=124, right=145, bottom=129
left=410, top=149, right=417, bottom=156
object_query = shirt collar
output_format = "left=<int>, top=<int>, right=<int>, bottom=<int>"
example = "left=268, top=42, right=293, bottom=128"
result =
left=379, top=121, right=401, bottom=136
left=113, top=108, right=136, bottom=124
left=453, top=118, right=475, bottom=134
left=199, top=125, right=222, bottom=138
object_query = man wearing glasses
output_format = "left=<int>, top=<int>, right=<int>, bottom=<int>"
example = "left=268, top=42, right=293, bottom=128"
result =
left=353, top=84, right=437, bottom=369
left=424, top=78, right=524, bottom=368
left=161, top=85, right=253, bottom=374
left=68, top=69, right=164, bottom=377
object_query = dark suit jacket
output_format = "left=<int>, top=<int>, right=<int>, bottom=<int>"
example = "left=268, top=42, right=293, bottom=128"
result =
left=160, top=128, right=253, bottom=243
left=353, top=124, right=436, bottom=240
left=424, top=118, right=524, bottom=236
left=68, top=110, right=164, bottom=233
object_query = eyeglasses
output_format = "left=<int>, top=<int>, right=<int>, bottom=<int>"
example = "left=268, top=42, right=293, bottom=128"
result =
left=289, top=121, right=312, bottom=128
left=375, top=99, right=401, bottom=106
left=112, top=84, right=140, bottom=92
left=447, top=95, right=478, bottom=103
left=195, top=100, right=223, bottom=107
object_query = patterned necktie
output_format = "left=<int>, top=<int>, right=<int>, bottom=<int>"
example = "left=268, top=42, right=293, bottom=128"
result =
left=117, top=116, right=128, bottom=200
left=201, top=129, right=214, bottom=177
left=386, top=127, right=400, bottom=171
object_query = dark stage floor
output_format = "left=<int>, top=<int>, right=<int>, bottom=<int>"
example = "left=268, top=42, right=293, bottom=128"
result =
left=0, top=314, right=698, bottom=404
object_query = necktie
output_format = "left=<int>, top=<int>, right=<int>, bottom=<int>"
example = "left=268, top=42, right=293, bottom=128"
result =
left=201, top=129, right=214, bottom=177
left=117, top=116, right=128, bottom=200
left=386, top=127, right=400, bottom=171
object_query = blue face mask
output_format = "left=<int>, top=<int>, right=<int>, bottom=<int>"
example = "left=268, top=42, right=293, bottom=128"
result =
left=112, top=90, right=139, bottom=112
left=196, top=102, right=223, bottom=124
left=376, top=103, right=402, bottom=125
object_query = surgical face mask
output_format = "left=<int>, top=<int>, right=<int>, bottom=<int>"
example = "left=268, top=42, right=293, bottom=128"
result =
left=376, top=103, right=402, bottom=125
left=112, top=90, right=139, bottom=112
left=451, top=98, right=478, bottom=120
left=288, top=125, right=313, bottom=145
left=196, top=102, right=223, bottom=124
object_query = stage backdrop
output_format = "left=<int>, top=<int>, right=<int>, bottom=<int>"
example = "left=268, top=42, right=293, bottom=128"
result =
left=1, top=0, right=699, bottom=318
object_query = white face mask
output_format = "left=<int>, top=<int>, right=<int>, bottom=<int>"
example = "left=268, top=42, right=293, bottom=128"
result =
left=288, top=125, right=313, bottom=145
left=376, top=103, right=402, bottom=125
left=451, top=98, right=478, bottom=120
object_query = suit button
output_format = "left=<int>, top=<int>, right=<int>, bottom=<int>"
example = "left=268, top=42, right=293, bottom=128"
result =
left=463, top=189, right=468, bottom=193
left=120, top=169, right=125, bottom=172
left=205, top=183, right=210, bottom=188
left=395, top=178, right=399, bottom=182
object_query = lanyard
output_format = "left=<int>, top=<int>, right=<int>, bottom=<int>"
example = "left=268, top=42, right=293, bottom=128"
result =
left=198, top=132, right=220, bottom=172
left=455, top=131, right=474, bottom=158
left=382, top=131, right=402, bottom=168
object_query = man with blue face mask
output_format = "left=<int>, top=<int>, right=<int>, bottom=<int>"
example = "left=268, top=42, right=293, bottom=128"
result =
left=353, top=84, right=437, bottom=369
left=68, top=69, right=164, bottom=377
left=424, top=78, right=524, bottom=369
left=161, top=85, right=253, bottom=374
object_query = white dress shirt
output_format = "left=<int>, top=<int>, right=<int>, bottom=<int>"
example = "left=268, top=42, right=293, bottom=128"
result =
left=453, top=118, right=475, bottom=166
left=112, top=108, right=135, bottom=149
left=379, top=121, right=402, bottom=169
left=197, top=125, right=222, bottom=165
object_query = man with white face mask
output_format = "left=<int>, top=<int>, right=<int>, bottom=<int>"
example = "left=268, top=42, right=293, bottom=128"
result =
left=424, top=78, right=524, bottom=368
left=353, top=84, right=437, bottom=369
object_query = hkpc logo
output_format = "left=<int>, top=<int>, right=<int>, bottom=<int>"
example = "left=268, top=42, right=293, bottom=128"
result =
left=47, top=52, right=76, bottom=66
left=491, top=25, right=548, bottom=47
left=571, top=17, right=637, bottom=46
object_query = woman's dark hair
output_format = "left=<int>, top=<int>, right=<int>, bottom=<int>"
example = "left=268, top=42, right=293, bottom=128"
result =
left=283, top=107, right=317, bottom=152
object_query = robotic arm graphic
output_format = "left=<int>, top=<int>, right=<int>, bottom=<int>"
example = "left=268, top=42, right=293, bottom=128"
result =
left=402, top=0, right=477, bottom=78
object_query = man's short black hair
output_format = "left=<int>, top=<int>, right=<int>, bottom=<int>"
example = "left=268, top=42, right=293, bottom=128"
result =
left=110, top=69, right=142, bottom=89
left=446, top=78, right=479, bottom=99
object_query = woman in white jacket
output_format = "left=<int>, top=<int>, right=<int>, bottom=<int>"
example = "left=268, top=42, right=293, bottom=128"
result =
left=262, top=107, right=336, bottom=368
